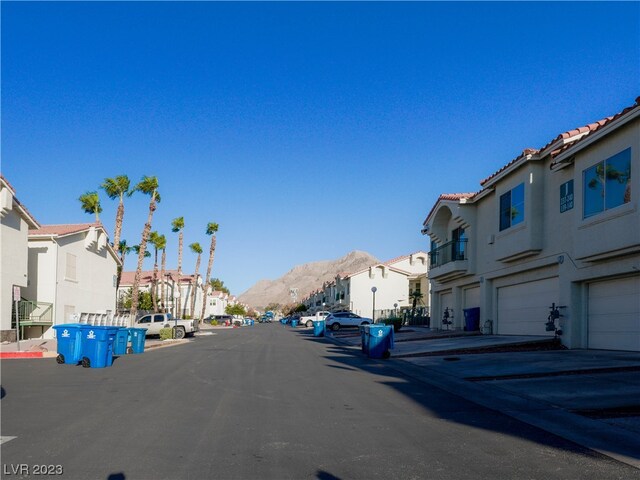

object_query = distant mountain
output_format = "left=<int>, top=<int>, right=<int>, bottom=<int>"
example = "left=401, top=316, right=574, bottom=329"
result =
left=238, top=250, right=380, bottom=309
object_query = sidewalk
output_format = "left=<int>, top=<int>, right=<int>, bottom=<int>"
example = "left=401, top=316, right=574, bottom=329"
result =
left=325, top=326, right=640, bottom=468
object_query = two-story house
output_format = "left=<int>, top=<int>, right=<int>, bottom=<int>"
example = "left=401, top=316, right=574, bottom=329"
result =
left=422, top=97, right=639, bottom=351
left=26, top=223, right=121, bottom=339
left=0, top=176, right=40, bottom=342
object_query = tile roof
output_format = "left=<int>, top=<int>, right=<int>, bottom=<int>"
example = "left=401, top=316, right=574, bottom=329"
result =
left=480, top=96, right=640, bottom=186
left=30, top=222, right=105, bottom=237
left=383, top=250, right=429, bottom=266
left=119, top=270, right=196, bottom=286
left=422, top=193, right=477, bottom=226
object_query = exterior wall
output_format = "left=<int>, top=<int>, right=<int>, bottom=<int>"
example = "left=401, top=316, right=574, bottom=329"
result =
left=428, top=115, right=640, bottom=349
left=349, top=268, right=410, bottom=319
left=0, top=209, right=30, bottom=341
left=29, top=232, right=118, bottom=338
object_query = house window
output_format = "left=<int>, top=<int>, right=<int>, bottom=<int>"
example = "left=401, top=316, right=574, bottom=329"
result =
left=499, top=183, right=525, bottom=231
left=452, top=227, right=467, bottom=260
left=66, top=253, right=77, bottom=281
left=583, top=148, right=631, bottom=218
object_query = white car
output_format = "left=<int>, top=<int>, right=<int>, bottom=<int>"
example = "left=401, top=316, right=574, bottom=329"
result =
left=325, top=312, right=372, bottom=331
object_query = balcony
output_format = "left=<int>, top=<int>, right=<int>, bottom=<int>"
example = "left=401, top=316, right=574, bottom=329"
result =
left=429, top=239, right=469, bottom=281
left=13, top=300, right=54, bottom=339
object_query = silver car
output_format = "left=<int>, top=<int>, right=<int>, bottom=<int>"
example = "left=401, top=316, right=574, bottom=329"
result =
left=325, top=312, right=372, bottom=331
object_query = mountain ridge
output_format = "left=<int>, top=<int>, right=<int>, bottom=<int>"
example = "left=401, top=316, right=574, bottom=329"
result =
left=238, top=250, right=380, bottom=309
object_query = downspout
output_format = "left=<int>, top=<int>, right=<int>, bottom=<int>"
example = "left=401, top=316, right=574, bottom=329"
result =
left=50, top=236, right=60, bottom=330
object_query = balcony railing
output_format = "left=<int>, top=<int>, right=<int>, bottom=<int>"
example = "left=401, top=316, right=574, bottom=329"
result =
left=13, top=300, right=53, bottom=325
left=429, top=239, right=468, bottom=268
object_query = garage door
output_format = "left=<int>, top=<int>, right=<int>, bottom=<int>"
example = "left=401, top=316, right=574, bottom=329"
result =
left=588, top=276, right=640, bottom=352
left=497, top=278, right=558, bottom=336
left=464, top=286, right=480, bottom=308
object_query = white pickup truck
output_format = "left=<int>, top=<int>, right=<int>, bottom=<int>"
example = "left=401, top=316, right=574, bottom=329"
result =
left=133, top=313, right=198, bottom=339
left=299, top=311, right=331, bottom=327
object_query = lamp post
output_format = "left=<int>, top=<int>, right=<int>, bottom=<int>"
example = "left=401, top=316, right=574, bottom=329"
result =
left=371, top=286, right=377, bottom=323
left=394, top=303, right=398, bottom=318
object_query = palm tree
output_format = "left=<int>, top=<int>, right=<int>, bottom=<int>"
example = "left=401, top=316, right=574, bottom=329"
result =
left=100, top=175, right=132, bottom=253
left=149, top=231, right=162, bottom=312
left=188, top=242, right=203, bottom=318
left=199, top=223, right=219, bottom=322
left=157, top=234, right=168, bottom=312
left=130, top=176, right=160, bottom=321
left=116, top=239, right=133, bottom=292
left=79, top=191, right=102, bottom=222
left=171, top=217, right=185, bottom=316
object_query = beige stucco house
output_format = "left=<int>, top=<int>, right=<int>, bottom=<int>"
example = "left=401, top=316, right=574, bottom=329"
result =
left=25, top=223, right=121, bottom=339
left=422, top=97, right=640, bottom=351
left=0, top=176, right=40, bottom=342
left=304, top=251, right=430, bottom=320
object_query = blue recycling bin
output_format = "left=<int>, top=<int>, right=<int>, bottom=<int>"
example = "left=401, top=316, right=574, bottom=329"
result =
left=291, top=319, right=299, bottom=328
left=79, top=326, right=119, bottom=368
left=53, top=324, right=84, bottom=365
left=312, top=319, right=325, bottom=337
left=366, top=325, right=394, bottom=359
left=128, top=328, right=147, bottom=354
left=112, top=327, right=130, bottom=356
left=464, top=307, right=480, bottom=331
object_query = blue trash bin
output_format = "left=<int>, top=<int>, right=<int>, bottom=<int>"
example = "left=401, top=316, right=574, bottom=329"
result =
left=464, top=307, right=480, bottom=331
left=79, top=326, right=119, bottom=368
left=312, top=320, right=325, bottom=337
left=128, top=328, right=147, bottom=354
left=291, top=319, right=299, bottom=328
left=52, top=324, right=84, bottom=365
left=367, top=325, right=394, bottom=359
left=112, top=327, right=130, bottom=356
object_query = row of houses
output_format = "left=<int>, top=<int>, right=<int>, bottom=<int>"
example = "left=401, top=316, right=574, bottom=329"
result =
left=302, top=252, right=430, bottom=319
left=0, top=175, right=243, bottom=341
left=421, top=97, right=639, bottom=352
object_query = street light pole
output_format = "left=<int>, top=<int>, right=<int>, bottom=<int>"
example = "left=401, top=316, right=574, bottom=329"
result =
left=371, top=286, right=377, bottom=323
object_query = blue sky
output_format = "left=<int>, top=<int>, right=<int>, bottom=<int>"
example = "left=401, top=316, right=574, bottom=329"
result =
left=2, top=2, right=639, bottom=295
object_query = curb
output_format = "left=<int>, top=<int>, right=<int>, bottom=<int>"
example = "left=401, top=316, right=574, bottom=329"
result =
left=0, top=351, right=57, bottom=359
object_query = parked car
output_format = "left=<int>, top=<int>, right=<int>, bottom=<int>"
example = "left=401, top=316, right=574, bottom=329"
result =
left=204, top=314, right=232, bottom=325
left=325, top=312, right=372, bottom=331
left=299, top=311, right=331, bottom=327
left=134, top=313, right=198, bottom=339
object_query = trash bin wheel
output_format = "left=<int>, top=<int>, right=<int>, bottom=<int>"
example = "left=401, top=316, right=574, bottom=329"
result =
left=173, top=327, right=186, bottom=339
left=127, top=346, right=134, bottom=354
left=56, top=354, right=65, bottom=364
left=81, top=357, right=91, bottom=368
left=382, top=350, right=391, bottom=359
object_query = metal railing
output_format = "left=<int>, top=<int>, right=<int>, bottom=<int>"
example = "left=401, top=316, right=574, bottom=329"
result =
left=14, top=300, right=53, bottom=324
left=429, top=239, right=468, bottom=268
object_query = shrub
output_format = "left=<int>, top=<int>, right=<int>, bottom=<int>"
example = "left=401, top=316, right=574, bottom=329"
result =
left=210, top=320, right=218, bottom=326
left=383, top=317, right=403, bottom=332
left=159, top=328, right=173, bottom=340
left=183, top=314, right=192, bottom=319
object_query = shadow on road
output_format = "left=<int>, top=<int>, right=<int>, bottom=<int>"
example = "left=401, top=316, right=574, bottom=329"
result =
left=291, top=328, right=634, bottom=465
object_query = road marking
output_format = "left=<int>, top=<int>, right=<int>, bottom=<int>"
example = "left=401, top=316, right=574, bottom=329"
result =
left=0, top=436, right=17, bottom=445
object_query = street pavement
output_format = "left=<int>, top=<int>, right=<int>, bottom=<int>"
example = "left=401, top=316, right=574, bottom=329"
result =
left=1, top=323, right=639, bottom=479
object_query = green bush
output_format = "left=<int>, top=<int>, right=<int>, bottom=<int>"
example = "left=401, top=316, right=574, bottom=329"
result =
left=383, top=317, right=403, bottom=332
left=210, top=320, right=218, bottom=326
left=159, top=328, right=173, bottom=340
left=183, top=314, right=192, bottom=320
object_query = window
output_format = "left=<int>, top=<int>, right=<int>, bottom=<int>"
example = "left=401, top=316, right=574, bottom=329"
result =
left=499, top=183, right=525, bottom=231
left=65, top=253, right=77, bottom=281
left=583, top=148, right=631, bottom=218
left=452, top=227, right=467, bottom=259
left=153, top=315, right=165, bottom=323
left=138, top=316, right=151, bottom=324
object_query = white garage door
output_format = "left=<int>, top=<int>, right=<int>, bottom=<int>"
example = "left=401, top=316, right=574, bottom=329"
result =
left=464, top=286, right=481, bottom=308
left=497, top=278, right=558, bottom=336
left=588, top=276, right=640, bottom=352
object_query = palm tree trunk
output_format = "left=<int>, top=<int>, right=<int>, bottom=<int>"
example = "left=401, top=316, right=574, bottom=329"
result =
left=130, top=194, right=157, bottom=322
left=190, top=255, right=201, bottom=318
left=199, top=236, right=217, bottom=321
left=151, top=248, right=159, bottom=313
left=177, top=231, right=183, bottom=317
left=114, top=197, right=125, bottom=252
left=160, top=249, right=167, bottom=313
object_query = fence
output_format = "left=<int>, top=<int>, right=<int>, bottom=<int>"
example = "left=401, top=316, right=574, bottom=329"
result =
left=76, top=312, right=131, bottom=327
left=373, top=307, right=430, bottom=326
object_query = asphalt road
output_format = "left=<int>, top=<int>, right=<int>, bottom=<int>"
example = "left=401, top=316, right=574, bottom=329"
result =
left=1, top=324, right=638, bottom=480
